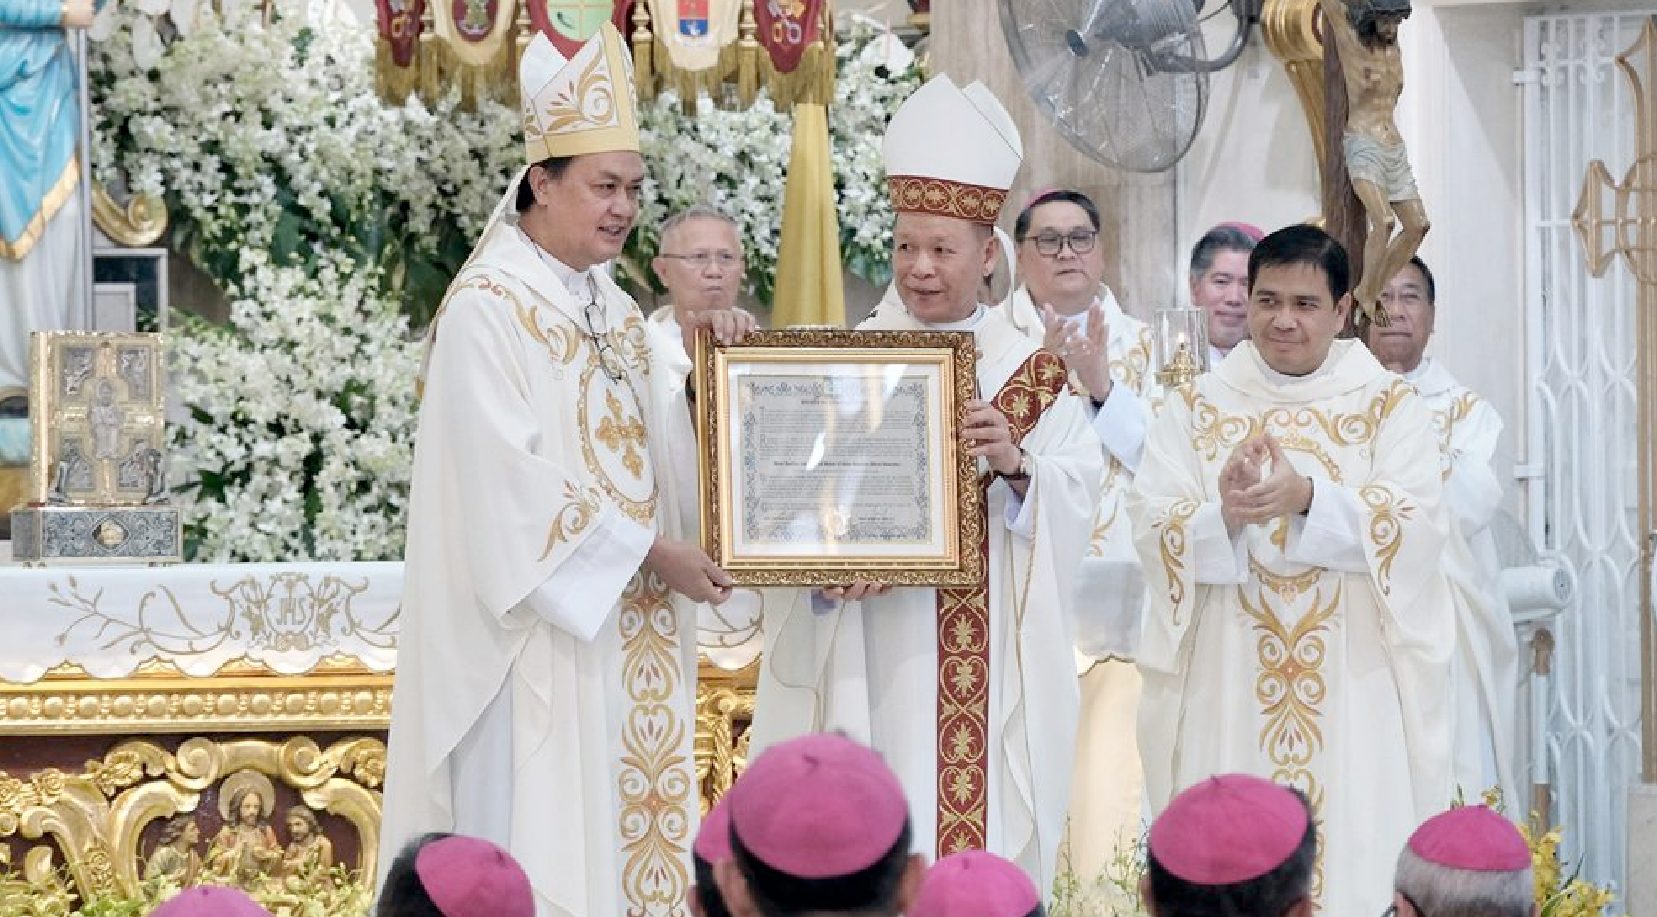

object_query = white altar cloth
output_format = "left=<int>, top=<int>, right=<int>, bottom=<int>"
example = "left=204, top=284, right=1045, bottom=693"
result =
left=0, top=561, right=402, bottom=682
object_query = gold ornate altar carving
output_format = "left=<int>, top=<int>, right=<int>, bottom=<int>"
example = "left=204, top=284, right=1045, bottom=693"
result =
left=0, top=608, right=755, bottom=910
left=0, top=736, right=383, bottom=908
left=1, top=654, right=753, bottom=788
left=90, top=185, right=168, bottom=250
left=695, top=659, right=757, bottom=812
left=0, top=660, right=393, bottom=736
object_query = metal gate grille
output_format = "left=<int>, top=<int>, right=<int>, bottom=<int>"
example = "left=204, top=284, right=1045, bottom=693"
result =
left=1522, top=11, right=1649, bottom=892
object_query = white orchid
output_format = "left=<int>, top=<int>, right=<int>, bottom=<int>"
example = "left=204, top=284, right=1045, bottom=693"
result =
left=169, top=249, right=421, bottom=562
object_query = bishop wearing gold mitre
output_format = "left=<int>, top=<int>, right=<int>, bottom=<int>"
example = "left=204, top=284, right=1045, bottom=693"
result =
left=749, top=75, right=1104, bottom=893
left=377, top=24, right=750, bottom=917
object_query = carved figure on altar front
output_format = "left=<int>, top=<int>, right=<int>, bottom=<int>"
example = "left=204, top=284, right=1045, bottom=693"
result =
left=142, top=814, right=203, bottom=887
left=204, top=772, right=283, bottom=889
left=1320, top=0, right=1430, bottom=324
left=278, top=805, right=334, bottom=891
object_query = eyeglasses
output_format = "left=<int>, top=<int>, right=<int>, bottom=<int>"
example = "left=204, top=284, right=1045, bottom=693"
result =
left=659, top=251, right=744, bottom=270
left=581, top=276, right=625, bottom=383
left=1023, top=229, right=1098, bottom=257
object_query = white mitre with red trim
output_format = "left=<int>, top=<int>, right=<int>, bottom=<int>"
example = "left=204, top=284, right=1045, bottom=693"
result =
left=883, top=75, right=1023, bottom=225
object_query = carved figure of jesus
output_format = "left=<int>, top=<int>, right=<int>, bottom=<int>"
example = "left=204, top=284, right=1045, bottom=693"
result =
left=89, top=379, right=121, bottom=459
left=1320, top=0, right=1430, bottom=324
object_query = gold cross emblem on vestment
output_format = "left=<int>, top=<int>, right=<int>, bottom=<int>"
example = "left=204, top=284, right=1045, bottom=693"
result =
left=596, top=389, right=647, bottom=479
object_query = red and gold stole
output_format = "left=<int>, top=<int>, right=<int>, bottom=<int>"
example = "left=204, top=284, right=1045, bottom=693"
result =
left=934, top=349, right=1069, bottom=855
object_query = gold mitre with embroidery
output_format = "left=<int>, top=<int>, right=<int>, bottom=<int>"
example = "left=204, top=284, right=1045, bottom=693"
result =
left=883, top=75, right=1023, bottom=225
left=520, top=22, right=640, bottom=163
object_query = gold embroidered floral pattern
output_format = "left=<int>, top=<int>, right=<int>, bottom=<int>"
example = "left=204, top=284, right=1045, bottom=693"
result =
left=1087, top=461, right=1124, bottom=556
left=514, top=293, right=582, bottom=367
left=1186, top=381, right=1413, bottom=462
left=538, top=54, right=619, bottom=135
left=540, top=481, right=602, bottom=561
left=616, top=572, right=693, bottom=917
left=1240, top=575, right=1338, bottom=821
left=1274, top=433, right=1343, bottom=481
left=1358, top=485, right=1412, bottom=595
left=1104, top=325, right=1155, bottom=393
left=1158, top=499, right=1200, bottom=620
left=932, top=349, right=1066, bottom=857
left=1428, top=391, right=1482, bottom=482
left=1248, top=557, right=1322, bottom=603
left=887, top=176, right=1008, bottom=224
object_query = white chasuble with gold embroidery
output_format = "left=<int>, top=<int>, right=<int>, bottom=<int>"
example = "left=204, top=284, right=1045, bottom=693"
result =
left=749, top=295, right=1102, bottom=892
left=1128, top=340, right=1455, bottom=917
left=1001, top=284, right=1157, bottom=660
left=1001, top=283, right=1156, bottom=877
left=1408, top=358, right=1519, bottom=804
left=380, top=224, right=699, bottom=917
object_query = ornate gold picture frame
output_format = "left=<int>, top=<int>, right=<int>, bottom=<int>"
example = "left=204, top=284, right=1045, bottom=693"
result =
left=695, top=329, right=985, bottom=586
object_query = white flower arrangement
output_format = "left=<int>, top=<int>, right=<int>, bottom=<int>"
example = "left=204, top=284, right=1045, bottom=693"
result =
left=89, top=5, right=918, bottom=562
left=91, top=2, right=522, bottom=325
left=170, top=250, right=421, bottom=562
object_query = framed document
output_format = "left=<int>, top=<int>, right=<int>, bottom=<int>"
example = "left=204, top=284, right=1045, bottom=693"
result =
left=695, top=329, right=985, bottom=586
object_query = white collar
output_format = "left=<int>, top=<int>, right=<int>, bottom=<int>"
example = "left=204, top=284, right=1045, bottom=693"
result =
left=518, top=227, right=594, bottom=299
left=1402, top=357, right=1432, bottom=383
left=1248, top=342, right=1339, bottom=386
left=921, top=303, right=988, bottom=331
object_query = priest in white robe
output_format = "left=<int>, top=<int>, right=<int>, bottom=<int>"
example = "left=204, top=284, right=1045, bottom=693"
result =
left=1188, top=223, right=1262, bottom=368
left=378, top=25, right=752, bottom=917
left=1128, top=225, right=1456, bottom=916
left=1364, top=255, right=1518, bottom=804
left=1000, top=188, right=1155, bottom=877
left=644, top=204, right=775, bottom=672
left=749, top=75, right=1103, bottom=892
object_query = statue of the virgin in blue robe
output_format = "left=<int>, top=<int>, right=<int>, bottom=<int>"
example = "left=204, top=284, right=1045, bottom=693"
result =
left=0, top=0, right=98, bottom=392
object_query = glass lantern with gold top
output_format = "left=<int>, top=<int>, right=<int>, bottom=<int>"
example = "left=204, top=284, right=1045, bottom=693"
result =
left=1153, top=307, right=1211, bottom=388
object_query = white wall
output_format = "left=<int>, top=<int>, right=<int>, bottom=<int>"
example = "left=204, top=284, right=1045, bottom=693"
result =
left=1397, top=3, right=1529, bottom=513
left=1178, top=17, right=1321, bottom=267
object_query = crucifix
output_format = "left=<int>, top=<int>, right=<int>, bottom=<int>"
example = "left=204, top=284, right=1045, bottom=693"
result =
left=1317, top=0, right=1429, bottom=330
left=1571, top=16, right=1657, bottom=785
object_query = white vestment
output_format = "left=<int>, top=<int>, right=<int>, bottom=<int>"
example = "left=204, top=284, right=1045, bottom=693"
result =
left=1129, top=340, right=1456, bottom=916
left=1000, top=284, right=1154, bottom=875
left=1407, top=358, right=1519, bottom=803
left=750, top=293, right=1103, bottom=891
left=379, top=223, right=701, bottom=917
left=644, top=305, right=774, bottom=671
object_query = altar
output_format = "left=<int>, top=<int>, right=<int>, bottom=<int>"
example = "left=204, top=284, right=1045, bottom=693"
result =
left=0, top=561, right=757, bottom=912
